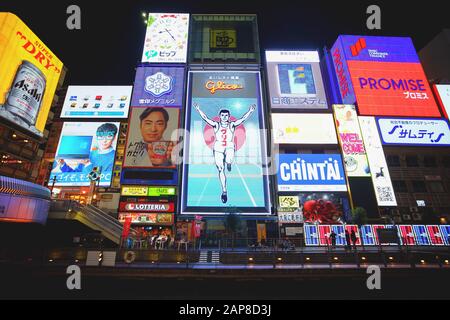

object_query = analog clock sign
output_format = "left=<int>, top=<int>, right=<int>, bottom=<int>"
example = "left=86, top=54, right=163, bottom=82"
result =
left=142, top=13, right=190, bottom=63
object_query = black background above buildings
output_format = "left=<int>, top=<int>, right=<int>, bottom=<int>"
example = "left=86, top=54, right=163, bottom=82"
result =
left=1, top=0, right=448, bottom=84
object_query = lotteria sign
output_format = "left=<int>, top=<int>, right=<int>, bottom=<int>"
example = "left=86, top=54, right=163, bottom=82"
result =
left=119, top=202, right=174, bottom=212
left=277, top=154, right=347, bottom=192
left=377, top=118, right=450, bottom=146
left=331, top=35, right=440, bottom=117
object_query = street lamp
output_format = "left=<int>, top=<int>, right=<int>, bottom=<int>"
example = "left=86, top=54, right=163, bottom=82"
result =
left=50, top=176, right=57, bottom=197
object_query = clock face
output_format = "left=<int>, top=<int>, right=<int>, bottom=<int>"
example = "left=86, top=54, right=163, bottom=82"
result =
left=142, top=13, right=189, bottom=63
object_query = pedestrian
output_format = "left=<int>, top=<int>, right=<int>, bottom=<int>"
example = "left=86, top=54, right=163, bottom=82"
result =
left=345, top=230, right=351, bottom=252
left=329, top=230, right=337, bottom=249
left=165, top=234, right=171, bottom=249
left=351, top=230, right=358, bottom=251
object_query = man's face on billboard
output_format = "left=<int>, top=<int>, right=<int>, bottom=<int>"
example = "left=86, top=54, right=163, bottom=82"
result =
left=140, top=111, right=167, bottom=143
left=220, top=111, right=230, bottom=123
left=97, top=132, right=115, bottom=150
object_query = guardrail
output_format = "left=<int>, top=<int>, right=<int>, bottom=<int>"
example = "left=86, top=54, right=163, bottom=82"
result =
left=1, top=240, right=449, bottom=268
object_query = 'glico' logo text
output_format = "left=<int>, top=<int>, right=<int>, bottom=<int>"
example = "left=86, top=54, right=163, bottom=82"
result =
left=205, top=81, right=243, bottom=94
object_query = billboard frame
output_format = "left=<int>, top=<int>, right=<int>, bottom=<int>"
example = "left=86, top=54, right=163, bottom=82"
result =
left=376, top=116, right=450, bottom=147
left=180, top=70, right=272, bottom=215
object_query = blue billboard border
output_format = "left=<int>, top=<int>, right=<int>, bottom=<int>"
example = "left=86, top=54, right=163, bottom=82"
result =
left=375, top=116, right=450, bottom=147
left=276, top=153, right=348, bottom=192
left=180, top=70, right=272, bottom=215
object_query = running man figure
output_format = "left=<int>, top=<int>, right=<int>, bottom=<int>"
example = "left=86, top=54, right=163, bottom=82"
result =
left=193, top=103, right=256, bottom=204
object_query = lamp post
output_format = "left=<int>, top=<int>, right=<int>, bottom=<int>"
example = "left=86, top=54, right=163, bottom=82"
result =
left=50, top=176, right=57, bottom=198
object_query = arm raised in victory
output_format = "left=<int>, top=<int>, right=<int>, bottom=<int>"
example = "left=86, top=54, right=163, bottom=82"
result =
left=232, top=104, right=256, bottom=127
left=193, top=103, right=217, bottom=128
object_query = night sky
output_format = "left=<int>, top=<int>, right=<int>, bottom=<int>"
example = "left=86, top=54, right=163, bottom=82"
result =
left=1, top=0, right=448, bottom=85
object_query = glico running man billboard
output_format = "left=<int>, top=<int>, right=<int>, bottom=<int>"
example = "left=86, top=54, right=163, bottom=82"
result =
left=331, top=35, right=440, bottom=117
left=49, top=122, right=120, bottom=187
left=0, top=13, right=63, bottom=137
left=181, top=71, right=271, bottom=215
left=265, top=50, right=328, bottom=110
left=131, top=66, right=185, bottom=108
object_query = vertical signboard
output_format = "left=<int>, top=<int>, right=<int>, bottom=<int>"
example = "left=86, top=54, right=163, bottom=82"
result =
left=371, top=224, right=386, bottom=245
left=427, top=225, right=444, bottom=246
left=434, top=84, right=450, bottom=119
left=0, top=13, right=63, bottom=137
left=122, top=217, right=132, bottom=237
left=131, top=66, right=185, bottom=108
left=440, top=225, right=450, bottom=245
left=331, top=225, right=346, bottom=246
left=304, top=225, right=319, bottom=246
left=345, top=225, right=361, bottom=245
left=358, top=116, right=397, bottom=206
left=123, top=107, right=180, bottom=168
left=412, top=225, right=431, bottom=246
left=265, top=50, right=328, bottom=110
left=331, top=36, right=356, bottom=105
left=318, top=225, right=331, bottom=246
left=278, top=195, right=303, bottom=223
left=360, top=225, right=376, bottom=246
left=397, top=225, right=416, bottom=245
left=333, top=104, right=370, bottom=177
left=181, top=71, right=270, bottom=215
left=142, top=13, right=189, bottom=63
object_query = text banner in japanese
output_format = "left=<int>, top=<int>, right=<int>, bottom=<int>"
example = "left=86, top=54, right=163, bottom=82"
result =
left=359, top=116, right=397, bottom=207
left=377, top=118, right=450, bottom=146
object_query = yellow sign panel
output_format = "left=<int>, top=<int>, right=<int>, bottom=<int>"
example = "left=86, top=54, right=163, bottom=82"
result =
left=0, top=13, right=63, bottom=136
left=157, top=214, right=173, bottom=224
left=210, top=29, right=237, bottom=49
left=279, top=196, right=300, bottom=209
left=121, top=186, right=148, bottom=196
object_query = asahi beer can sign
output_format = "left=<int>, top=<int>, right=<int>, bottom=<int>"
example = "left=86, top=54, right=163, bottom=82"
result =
left=5, top=61, right=46, bottom=126
left=0, top=13, right=63, bottom=137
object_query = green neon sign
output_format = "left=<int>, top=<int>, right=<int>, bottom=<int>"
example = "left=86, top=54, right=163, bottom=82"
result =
left=148, top=187, right=176, bottom=197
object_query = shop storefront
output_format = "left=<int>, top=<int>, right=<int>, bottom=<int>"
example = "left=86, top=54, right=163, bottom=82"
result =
left=118, top=186, right=177, bottom=246
left=119, top=212, right=175, bottom=243
left=277, top=192, right=351, bottom=246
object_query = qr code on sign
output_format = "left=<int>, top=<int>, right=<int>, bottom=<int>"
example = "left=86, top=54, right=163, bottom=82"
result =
left=377, top=187, right=394, bottom=202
